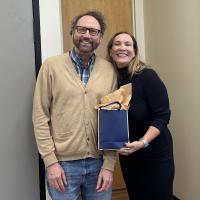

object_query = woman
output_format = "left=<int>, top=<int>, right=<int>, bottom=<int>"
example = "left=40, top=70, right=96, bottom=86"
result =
left=107, top=32, right=174, bottom=200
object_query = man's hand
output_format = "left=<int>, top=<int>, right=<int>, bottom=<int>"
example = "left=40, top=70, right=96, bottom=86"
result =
left=47, top=162, right=67, bottom=192
left=96, top=168, right=113, bottom=192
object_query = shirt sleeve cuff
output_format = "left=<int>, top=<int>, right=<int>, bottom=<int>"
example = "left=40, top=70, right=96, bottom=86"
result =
left=102, top=151, right=117, bottom=171
left=42, top=152, right=58, bottom=168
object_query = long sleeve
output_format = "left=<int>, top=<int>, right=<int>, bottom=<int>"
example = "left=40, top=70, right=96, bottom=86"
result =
left=102, top=151, right=116, bottom=171
left=32, top=62, right=58, bottom=167
left=142, top=69, right=171, bottom=132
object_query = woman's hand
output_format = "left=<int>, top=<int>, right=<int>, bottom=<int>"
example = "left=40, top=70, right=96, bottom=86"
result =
left=118, top=141, right=144, bottom=156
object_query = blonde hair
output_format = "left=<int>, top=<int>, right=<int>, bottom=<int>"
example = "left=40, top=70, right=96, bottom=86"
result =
left=107, top=32, right=146, bottom=77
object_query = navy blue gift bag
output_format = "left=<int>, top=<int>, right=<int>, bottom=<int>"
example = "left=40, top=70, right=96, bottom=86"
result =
left=98, top=101, right=129, bottom=150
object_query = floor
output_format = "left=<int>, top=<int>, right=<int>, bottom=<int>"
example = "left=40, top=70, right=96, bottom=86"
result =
left=112, top=189, right=181, bottom=200
left=112, top=189, right=129, bottom=200
left=78, top=188, right=128, bottom=200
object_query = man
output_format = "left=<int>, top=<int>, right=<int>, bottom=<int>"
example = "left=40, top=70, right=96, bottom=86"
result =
left=32, top=10, right=117, bottom=200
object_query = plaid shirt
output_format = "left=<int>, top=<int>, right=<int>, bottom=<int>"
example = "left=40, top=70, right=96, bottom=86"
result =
left=70, top=48, right=96, bottom=86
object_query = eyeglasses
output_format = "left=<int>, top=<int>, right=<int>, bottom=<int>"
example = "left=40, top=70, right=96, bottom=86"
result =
left=75, top=26, right=101, bottom=36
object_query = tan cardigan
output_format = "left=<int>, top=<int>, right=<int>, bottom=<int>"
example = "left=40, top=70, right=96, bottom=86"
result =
left=32, top=53, right=117, bottom=171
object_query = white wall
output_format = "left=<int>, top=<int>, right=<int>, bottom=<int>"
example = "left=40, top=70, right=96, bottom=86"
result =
left=142, top=0, right=200, bottom=199
left=39, top=0, right=63, bottom=61
left=39, top=2, right=63, bottom=199
left=0, top=0, right=39, bottom=199
left=134, top=0, right=146, bottom=61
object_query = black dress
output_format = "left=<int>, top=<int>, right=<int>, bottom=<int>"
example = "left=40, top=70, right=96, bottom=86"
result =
left=118, top=68, right=174, bottom=200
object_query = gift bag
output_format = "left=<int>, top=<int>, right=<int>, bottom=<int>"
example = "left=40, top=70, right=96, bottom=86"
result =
left=98, top=101, right=129, bottom=150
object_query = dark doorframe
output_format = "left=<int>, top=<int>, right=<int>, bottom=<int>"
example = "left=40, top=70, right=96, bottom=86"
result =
left=32, top=0, right=46, bottom=199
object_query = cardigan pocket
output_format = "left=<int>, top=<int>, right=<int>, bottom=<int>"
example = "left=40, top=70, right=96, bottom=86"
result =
left=53, top=131, right=73, bottom=154
left=53, top=131, right=72, bottom=141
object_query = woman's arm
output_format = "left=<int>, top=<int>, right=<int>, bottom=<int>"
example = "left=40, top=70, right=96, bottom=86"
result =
left=118, top=69, right=170, bottom=155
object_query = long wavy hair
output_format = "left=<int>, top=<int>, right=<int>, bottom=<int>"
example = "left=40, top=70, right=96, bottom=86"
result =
left=107, top=32, right=146, bottom=77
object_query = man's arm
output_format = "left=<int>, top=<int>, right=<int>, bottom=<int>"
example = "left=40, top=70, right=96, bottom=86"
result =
left=32, top=62, right=67, bottom=192
left=32, top=62, right=57, bottom=166
left=96, top=66, right=118, bottom=192
left=96, top=150, right=116, bottom=192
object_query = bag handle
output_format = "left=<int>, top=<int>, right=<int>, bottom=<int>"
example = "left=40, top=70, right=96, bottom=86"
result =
left=99, top=101, right=122, bottom=110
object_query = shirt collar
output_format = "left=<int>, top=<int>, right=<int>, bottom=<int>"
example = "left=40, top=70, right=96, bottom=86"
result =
left=70, top=48, right=96, bottom=68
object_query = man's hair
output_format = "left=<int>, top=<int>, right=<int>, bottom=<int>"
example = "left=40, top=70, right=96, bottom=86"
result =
left=70, top=10, right=106, bottom=35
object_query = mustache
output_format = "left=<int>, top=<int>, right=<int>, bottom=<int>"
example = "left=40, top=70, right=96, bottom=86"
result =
left=79, top=39, right=93, bottom=44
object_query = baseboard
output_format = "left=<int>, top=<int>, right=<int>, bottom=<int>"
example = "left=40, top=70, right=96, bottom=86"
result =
left=173, top=195, right=181, bottom=200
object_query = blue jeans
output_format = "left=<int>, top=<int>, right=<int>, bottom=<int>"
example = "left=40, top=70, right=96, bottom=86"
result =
left=46, top=158, right=112, bottom=200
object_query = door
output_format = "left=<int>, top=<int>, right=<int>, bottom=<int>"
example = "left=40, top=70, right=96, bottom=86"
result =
left=61, top=0, right=134, bottom=190
left=61, top=0, right=134, bottom=58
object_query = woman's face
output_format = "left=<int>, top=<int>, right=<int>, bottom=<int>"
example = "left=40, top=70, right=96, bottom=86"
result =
left=110, top=33, right=135, bottom=68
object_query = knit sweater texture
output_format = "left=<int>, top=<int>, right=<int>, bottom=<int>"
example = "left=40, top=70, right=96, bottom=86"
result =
left=32, top=53, right=117, bottom=171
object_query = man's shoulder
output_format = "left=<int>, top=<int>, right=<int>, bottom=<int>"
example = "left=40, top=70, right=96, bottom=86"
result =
left=43, top=53, right=69, bottom=65
left=40, top=53, right=71, bottom=72
left=95, top=56, right=115, bottom=70
left=96, top=56, right=111, bottom=64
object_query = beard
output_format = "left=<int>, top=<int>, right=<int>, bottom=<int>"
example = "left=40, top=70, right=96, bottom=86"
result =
left=72, top=36, right=99, bottom=53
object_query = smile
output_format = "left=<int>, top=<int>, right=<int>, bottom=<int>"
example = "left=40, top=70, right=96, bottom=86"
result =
left=116, top=53, right=128, bottom=57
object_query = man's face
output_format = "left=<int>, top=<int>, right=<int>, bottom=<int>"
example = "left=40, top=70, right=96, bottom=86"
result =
left=72, top=15, right=102, bottom=55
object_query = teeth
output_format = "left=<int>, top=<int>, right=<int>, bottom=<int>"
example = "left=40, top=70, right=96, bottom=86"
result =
left=81, top=41, right=91, bottom=44
left=117, top=53, right=127, bottom=57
